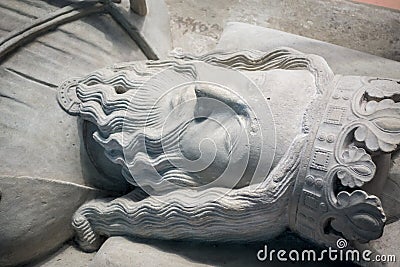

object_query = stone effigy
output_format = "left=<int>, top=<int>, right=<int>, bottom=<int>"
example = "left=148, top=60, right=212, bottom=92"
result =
left=57, top=48, right=400, bottom=256
left=1, top=1, right=400, bottom=266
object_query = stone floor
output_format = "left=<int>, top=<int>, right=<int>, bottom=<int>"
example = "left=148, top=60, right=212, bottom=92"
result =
left=31, top=224, right=399, bottom=267
left=165, top=0, right=400, bottom=61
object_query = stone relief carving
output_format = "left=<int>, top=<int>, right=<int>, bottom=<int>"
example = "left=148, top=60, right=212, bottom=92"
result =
left=290, top=76, right=400, bottom=248
left=56, top=48, right=400, bottom=255
left=1, top=1, right=398, bottom=263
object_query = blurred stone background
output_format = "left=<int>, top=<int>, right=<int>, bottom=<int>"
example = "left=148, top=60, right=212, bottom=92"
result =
left=165, top=0, right=400, bottom=61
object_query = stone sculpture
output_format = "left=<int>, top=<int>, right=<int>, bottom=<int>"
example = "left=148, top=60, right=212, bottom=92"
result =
left=57, top=48, right=400, bottom=253
left=1, top=2, right=399, bottom=265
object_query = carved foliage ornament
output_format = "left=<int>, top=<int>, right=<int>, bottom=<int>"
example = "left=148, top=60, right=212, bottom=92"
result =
left=291, top=77, right=400, bottom=247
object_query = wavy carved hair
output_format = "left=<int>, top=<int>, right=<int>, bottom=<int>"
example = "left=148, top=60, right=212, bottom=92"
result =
left=58, top=48, right=332, bottom=193
left=60, top=48, right=334, bottom=247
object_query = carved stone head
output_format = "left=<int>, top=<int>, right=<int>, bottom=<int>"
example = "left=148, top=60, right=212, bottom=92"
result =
left=58, top=48, right=400, bottom=252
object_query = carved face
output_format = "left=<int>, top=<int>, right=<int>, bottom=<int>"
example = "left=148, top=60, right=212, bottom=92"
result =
left=153, top=83, right=253, bottom=189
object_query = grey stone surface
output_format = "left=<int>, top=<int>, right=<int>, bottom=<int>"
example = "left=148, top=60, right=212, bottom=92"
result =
left=106, top=0, right=172, bottom=59
left=31, top=243, right=96, bottom=267
left=0, top=0, right=171, bottom=265
left=91, top=236, right=356, bottom=267
left=129, top=0, right=172, bottom=58
left=0, top=66, right=111, bottom=266
left=370, top=222, right=400, bottom=267
left=216, top=22, right=400, bottom=79
left=165, top=0, right=400, bottom=61
left=92, top=237, right=210, bottom=267
left=0, top=176, right=102, bottom=267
